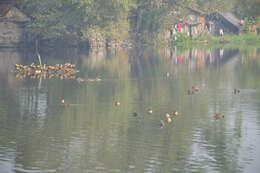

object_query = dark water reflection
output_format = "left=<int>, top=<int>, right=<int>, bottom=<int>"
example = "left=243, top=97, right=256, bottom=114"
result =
left=0, top=46, right=260, bottom=173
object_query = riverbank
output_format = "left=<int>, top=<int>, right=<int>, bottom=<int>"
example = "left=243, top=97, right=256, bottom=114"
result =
left=170, top=33, right=260, bottom=50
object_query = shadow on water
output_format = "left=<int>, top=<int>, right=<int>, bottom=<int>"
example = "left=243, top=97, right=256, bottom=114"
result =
left=0, top=45, right=260, bottom=173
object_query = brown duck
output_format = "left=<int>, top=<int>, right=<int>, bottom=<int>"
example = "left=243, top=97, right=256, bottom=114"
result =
left=147, top=109, right=153, bottom=114
left=115, top=101, right=120, bottom=107
left=160, top=120, right=165, bottom=128
left=167, top=117, right=172, bottom=123
left=187, top=89, right=194, bottom=95
left=165, top=113, right=170, bottom=119
left=61, top=98, right=69, bottom=107
left=215, top=113, right=224, bottom=120
left=173, top=111, right=178, bottom=116
left=234, top=89, right=240, bottom=94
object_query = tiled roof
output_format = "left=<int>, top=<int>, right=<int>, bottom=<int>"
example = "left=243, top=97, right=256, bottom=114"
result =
left=220, top=12, right=240, bottom=28
left=0, top=7, right=30, bottom=23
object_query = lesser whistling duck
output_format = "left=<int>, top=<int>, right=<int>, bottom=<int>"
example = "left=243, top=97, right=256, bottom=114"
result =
left=173, top=111, right=178, bottom=116
left=133, top=112, right=138, bottom=117
left=115, top=101, right=120, bottom=107
left=147, top=109, right=153, bottom=114
left=61, top=98, right=69, bottom=107
left=215, top=113, right=224, bottom=119
left=160, top=120, right=165, bottom=128
left=234, top=89, right=240, bottom=94
left=165, top=113, right=170, bottom=119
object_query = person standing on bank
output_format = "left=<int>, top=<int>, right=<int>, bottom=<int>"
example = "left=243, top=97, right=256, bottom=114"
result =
left=219, top=28, right=224, bottom=36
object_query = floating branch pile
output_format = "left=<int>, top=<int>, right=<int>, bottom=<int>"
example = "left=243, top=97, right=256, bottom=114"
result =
left=13, top=63, right=80, bottom=81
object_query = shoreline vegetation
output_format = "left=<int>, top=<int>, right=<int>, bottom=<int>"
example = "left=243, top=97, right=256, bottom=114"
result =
left=0, top=0, right=259, bottom=50
left=169, top=33, right=260, bottom=50
left=1, top=33, right=259, bottom=50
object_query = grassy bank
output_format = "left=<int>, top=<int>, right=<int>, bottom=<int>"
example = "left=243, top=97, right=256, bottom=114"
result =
left=199, top=33, right=260, bottom=47
left=170, top=33, right=260, bottom=50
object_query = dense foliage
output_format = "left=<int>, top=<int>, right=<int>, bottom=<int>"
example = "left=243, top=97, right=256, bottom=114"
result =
left=13, top=0, right=259, bottom=43
left=234, top=0, right=260, bottom=18
left=23, top=0, right=135, bottom=42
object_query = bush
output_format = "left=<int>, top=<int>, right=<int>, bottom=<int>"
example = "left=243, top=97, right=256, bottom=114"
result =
left=170, top=33, right=192, bottom=45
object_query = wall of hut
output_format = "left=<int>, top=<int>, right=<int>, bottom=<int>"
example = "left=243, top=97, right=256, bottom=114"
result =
left=207, top=12, right=241, bottom=35
left=0, top=7, right=30, bottom=47
left=161, top=8, right=209, bottom=41
left=0, top=21, right=23, bottom=46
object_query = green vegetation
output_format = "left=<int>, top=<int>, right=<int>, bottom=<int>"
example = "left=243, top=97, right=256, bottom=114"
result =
left=169, top=33, right=193, bottom=47
left=200, top=33, right=260, bottom=45
left=233, top=0, right=260, bottom=18
left=169, top=33, right=260, bottom=50
left=23, top=0, right=135, bottom=43
left=6, top=0, right=259, bottom=45
left=189, top=0, right=259, bottom=18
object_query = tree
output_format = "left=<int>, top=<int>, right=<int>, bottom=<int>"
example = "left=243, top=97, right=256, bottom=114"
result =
left=23, top=0, right=135, bottom=42
left=234, top=0, right=260, bottom=18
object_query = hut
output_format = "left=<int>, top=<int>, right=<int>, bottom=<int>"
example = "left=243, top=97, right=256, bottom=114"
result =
left=0, top=6, right=30, bottom=47
left=163, top=7, right=208, bottom=40
left=207, top=12, right=241, bottom=35
left=183, top=7, right=207, bottom=38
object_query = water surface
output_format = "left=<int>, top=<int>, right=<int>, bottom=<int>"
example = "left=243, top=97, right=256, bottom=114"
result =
left=0, top=47, right=260, bottom=173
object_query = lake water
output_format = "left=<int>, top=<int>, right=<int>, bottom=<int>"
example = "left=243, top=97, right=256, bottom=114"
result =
left=0, top=46, right=260, bottom=173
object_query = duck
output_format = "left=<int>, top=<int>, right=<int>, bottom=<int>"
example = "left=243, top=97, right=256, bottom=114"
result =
left=133, top=112, right=138, bottom=117
left=160, top=120, right=165, bottom=128
left=30, top=63, right=36, bottom=69
left=215, top=113, right=224, bottom=119
left=167, top=117, right=172, bottom=123
left=187, top=89, right=194, bottom=95
left=88, top=78, right=95, bottom=82
left=61, top=98, right=69, bottom=107
left=147, top=109, right=153, bottom=114
left=165, top=113, right=170, bottom=119
left=234, top=88, right=240, bottom=94
left=173, top=111, right=178, bottom=116
left=35, top=69, right=42, bottom=74
left=115, top=101, right=120, bottom=107
left=95, top=77, right=102, bottom=82
left=61, top=98, right=65, bottom=104
left=192, top=85, right=200, bottom=92
left=77, top=77, right=85, bottom=83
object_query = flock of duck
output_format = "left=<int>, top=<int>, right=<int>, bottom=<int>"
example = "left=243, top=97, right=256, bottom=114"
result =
left=115, top=101, right=179, bottom=128
left=13, top=63, right=79, bottom=80
left=113, top=86, right=239, bottom=128
left=12, top=63, right=101, bottom=83
left=60, top=98, right=179, bottom=129
left=59, top=81, right=240, bottom=129
left=13, top=62, right=239, bottom=128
